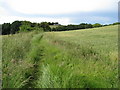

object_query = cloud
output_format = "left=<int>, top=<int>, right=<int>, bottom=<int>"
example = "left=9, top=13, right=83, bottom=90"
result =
left=0, top=0, right=118, bottom=24
left=4, top=0, right=119, bottom=15
left=0, top=7, right=9, bottom=16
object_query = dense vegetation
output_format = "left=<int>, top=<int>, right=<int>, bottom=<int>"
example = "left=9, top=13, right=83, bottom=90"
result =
left=2, top=30, right=43, bottom=88
left=2, top=21, right=48, bottom=35
left=2, top=25, right=118, bottom=88
left=1, top=20, right=119, bottom=35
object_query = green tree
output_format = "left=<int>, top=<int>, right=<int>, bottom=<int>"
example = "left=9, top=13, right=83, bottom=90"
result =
left=86, top=24, right=93, bottom=28
left=2, top=23, right=11, bottom=35
left=93, top=23, right=102, bottom=28
left=40, top=22, right=51, bottom=31
left=19, top=21, right=32, bottom=32
left=79, top=23, right=87, bottom=29
left=112, top=22, right=120, bottom=25
left=11, top=21, right=22, bottom=34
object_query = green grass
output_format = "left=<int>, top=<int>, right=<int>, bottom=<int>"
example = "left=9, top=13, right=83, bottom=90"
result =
left=2, top=30, right=43, bottom=88
left=2, top=25, right=118, bottom=88
left=36, top=25, right=118, bottom=88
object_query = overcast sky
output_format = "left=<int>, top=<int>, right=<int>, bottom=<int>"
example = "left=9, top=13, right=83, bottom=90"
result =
left=0, top=0, right=119, bottom=25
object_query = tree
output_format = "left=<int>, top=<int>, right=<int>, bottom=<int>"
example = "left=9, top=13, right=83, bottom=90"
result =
left=2, top=23, right=11, bottom=35
left=31, top=23, right=37, bottom=27
left=112, top=22, right=120, bottom=25
left=40, top=22, right=51, bottom=31
left=19, top=21, right=32, bottom=32
left=54, top=22, right=59, bottom=25
left=93, top=23, right=102, bottom=28
left=79, top=23, right=87, bottom=29
left=11, top=21, right=22, bottom=34
left=86, top=24, right=93, bottom=28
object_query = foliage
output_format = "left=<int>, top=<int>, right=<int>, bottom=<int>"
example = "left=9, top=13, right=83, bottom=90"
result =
left=112, top=22, right=120, bottom=25
left=1, top=20, right=118, bottom=35
left=1, top=21, right=48, bottom=35
left=47, top=22, right=59, bottom=25
left=11, top=21, right=22, bottom=34
left=93, top=23, right=102, bottom=28
left=40, top=22, right=51, bottom=31
left=85, top=24, right=93, bottom=28
left=2, top=23, right=11, bottom=35
left=51, top=23, right=94, bottom=31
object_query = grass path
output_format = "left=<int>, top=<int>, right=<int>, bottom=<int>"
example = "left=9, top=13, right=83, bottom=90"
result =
left=22, top=34, right=44, bottom=88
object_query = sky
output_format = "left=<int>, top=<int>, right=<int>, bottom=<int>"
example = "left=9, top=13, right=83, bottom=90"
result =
left=0, top=0, right=119, bottom=25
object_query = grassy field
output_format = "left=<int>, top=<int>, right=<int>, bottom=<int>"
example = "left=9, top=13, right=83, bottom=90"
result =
left=2, top=25, right=118, bottom=88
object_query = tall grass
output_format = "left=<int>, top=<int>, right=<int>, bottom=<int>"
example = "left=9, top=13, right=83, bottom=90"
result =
left=36, top=25, right=118, bottom=88
left=2, top=30, right=43, bottom=88
left=2, top=25, right=118, bottom=88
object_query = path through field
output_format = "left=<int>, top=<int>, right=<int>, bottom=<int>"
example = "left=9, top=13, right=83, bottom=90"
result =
left=2, top=25, right=118, bottom=88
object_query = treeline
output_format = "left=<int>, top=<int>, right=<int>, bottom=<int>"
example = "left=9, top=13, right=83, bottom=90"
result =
left=2, top=21, right=52, bottom=35
left=1, top=20, right=120, bottom=35
left=52, top=23, right=96, bottom=31
left=47, top=22, right=60, bottom=25
left=51, top=22, right=120, bottom=31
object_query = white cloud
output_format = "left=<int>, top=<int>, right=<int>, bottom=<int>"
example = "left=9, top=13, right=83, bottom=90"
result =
left=0, top=16, right=71, bottom=25
left=4, top=0, right=119, bottom=15
left=0, top=0, right=118, bottom=24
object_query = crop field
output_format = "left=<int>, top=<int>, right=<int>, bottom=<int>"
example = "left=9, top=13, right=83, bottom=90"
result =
left=2, top=25, right=118, bottom=88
